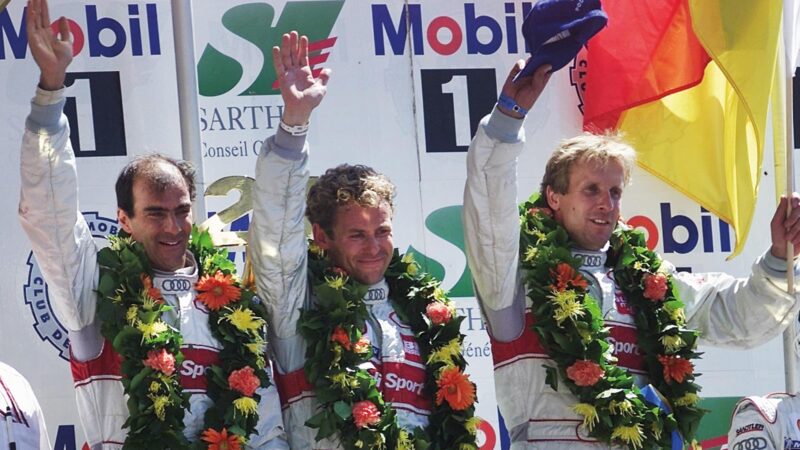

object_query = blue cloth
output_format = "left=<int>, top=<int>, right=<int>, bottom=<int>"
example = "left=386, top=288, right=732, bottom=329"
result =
left=641, top=384, right=683, bottom=450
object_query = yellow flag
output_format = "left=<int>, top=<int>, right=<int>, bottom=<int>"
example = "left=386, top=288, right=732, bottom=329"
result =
left=618, top=1, right=781, bottom=258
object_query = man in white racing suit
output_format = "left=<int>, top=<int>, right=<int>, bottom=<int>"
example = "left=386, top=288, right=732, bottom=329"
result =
left=463, top=61, right=800, bottom=449
left=728, top=394, right=800, bottom=450
left=248, top=33, right=435, bottom=449
left=0, top=361, right=51, bottom=450
left=17, top=1, right=287, bottom=448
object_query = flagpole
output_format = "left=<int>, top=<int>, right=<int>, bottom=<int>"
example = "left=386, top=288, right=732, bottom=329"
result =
left=171, top=0, right=206, bottom=220
left=783, top=66, right=797, bottom=394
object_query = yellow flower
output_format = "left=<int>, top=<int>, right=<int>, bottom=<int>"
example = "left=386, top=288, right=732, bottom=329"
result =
left=149, top=381, right=161, bottom=394
left=309, top=241, right=325, bottom=257
left=397, top=429, right=413, bottom=450
left=138, top=321, right=168, bottom=340
left=659, top=334, right=685, bottom=353
left=223, top=307, right=264, bottom=334
left=550, top=290, right=584, bottom=326
left=572, top=403, right=599, bottom=431
left=325, top=275, right=347, bottom=290
left=666, top=305, right=686, bottom=325
left=433, top=287, right=447, bottom=302
left=406, top=263, right=419, bottom=276
left=141, top=293, right=158, bottom=311
left=401, top=252, right=416, bottom=264
left=459, top=445, right=478, bottom=450
left=148, top=394, right=170, bottom=421
left=329, top=372, right=352, bottom=389
left=332, top=345, right=343, bottom=366
left=674, top=392, right=700, bottom=407
left=355, top=440, right=364, bottom=448
left=533, top=230, right=547, bottom=243
left=465, top=416, right=481, bottom=435
left=256, top=355, right=267, bottom=370
left=578, top=327, right=593, bottom=344
left=611, top=424, right=644, bottom=450
left=524, top=246, right=538, bottom=262
left=126, top=305, right=139, bottom=325
left=427, top=338, right=462, bottom=365
left=633, top=261, right=644, bottom=271
left=692, top=440, right=703, bottom=450
left=609, top=399, right=634, bottom=416
left=246, top=339, right=266, bottom=356
left=651, top=421, right=663, bottom=440
left=233, top=396, right=259, bottom=417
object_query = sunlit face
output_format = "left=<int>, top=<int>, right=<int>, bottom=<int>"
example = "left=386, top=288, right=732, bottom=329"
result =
left=118, top=168, right=193, bottom=272
left=313, top=201, right=394, bottom=285
left=546, top=159, right=625, bottom=251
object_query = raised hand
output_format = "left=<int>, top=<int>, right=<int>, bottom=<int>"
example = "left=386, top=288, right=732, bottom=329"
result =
left=770, top=193, right=800, bottom=260
left=497, top=61, right=552, bottom=119
left=272, top=31, right=330, bottom=126
left=27, top=0, right=72, bottom=90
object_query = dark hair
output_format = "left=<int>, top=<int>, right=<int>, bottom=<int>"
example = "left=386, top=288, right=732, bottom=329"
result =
left=115, top=154, right=196, bottom=216
left=306, top=164, right=395, bottom=237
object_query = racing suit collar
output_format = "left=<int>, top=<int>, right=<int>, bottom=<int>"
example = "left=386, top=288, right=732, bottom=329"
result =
left=362, top=279, right=389, bottom=305
left=571, top=242, right=609, bottom=270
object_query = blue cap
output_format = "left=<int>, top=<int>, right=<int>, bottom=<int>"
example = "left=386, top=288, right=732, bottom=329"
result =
left=515, top=0, right=608, bottom=80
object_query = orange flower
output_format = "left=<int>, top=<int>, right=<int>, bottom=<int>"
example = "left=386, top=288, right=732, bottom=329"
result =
left=140, top=274, right=163, bottom=303
left=142, top=348, right=175, bottom=376
left=353, top=335, right=371, bottom=354
left=228, top=366, right=260, bottom=397
left=657, top=354, right=693, bottom=383
left=201, top=428, right=241, bottom=450
left=331, top=326, right=352, bottom=350
left=566, top=360, right=604, bottom=387
left=528, top=207, right=553, bottom=217
left=196, top=271, right=241, bottom=310
left=643, top=273, right=669, bottom=302
left=426, top=302, right=452, bottom=325
left=352, top=400, right=381, bottom=429
left=435, top=367, right=476, bottom=410
left=550, top=262, right=589, bottom=292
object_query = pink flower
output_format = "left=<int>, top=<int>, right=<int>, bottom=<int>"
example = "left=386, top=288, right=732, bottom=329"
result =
left=352, top=400, right=381, bottom=429
left=566, top=360, right=604, bottom=387
left=643, top=273, right=668, bottom=302
left=228, top=366, right=260, bottom=397
left=528, top=207, right=553, bottom=217
left=143, top=348, right=176, bottom=376
left=353, top=336, right=371, bottom=354
left=426, top=302, right=452, bottom=325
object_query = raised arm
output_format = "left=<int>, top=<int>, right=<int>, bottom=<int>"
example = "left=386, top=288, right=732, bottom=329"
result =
left=249, top=32, right=329, bottom=373
left=18, top=0, right=102, bottom=359
left=462, top=62, right=550, bottom=342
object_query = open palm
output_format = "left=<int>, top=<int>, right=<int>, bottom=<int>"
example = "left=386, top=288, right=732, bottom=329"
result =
left=272, top=31, right=330, bottom=125
left=27, top=0, right=72, bottom=89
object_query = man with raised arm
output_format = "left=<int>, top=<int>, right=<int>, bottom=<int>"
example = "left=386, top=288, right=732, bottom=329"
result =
left=18, top=0, right=287, bottom=447
left=249, top=32, right=478, bottom=449
left=463, top=60, right=800, bottom=449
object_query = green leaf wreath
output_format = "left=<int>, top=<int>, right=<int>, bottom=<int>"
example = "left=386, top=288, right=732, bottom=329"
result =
left=297, top=241, right=479, bottom=450
left=518, top=194, right=706, bottom=449
left=95, top=227, right=271, bottom=449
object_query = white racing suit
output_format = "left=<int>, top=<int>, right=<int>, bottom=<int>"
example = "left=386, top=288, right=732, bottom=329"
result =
left=249, top=129, right=430, bottom=449
left=17, top=88, right=288, bottom=449
left=0, top=361, right=51, bottom=450
left=463, top=107, right=800, bottom=449
left=728, top=394, right=800, bottom=450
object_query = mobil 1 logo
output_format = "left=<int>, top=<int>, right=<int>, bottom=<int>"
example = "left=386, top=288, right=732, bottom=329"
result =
left=64, top=71, right=127, bottom=157
left=420, top=69, right=496, bottom=152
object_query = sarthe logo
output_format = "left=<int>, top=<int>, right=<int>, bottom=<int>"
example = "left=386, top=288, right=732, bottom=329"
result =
left=197, top=1, right=343, bottom=97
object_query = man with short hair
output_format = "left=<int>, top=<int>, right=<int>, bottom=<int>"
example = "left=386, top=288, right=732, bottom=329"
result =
left=18, top=0, right=287, bottom=447
left=463, top=60, right=800, bottom=449
left=249, top=32, right=477, bottom=449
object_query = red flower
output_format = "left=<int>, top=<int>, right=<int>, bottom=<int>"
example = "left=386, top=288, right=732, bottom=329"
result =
left=352, top=400, right=381, bottom=429
left=550, top=262, right=589, bottom=292
left=528, top=207, right=553, bottom=217
left=196, top=271, right=241, bottom=310
left=426, top=302, right=452, bottom=325
left=566, top=360, right=604, bottom=387
left=330, top=267, right=348, bottom=277
left=331, top=326, right=352, bottom=350
left=228, top=366, right=260, bottom=397
left=435, top=367, right=476, bottom=410
left=657, top=354, right=694, bottom=383
left=201, top=428, right=241, bottom=450
left=142, top=348, right=175, bottom=376
left=353, top=335, right=371, bottom=354
left=643, top=273, right=669, bottom=302
left=140, top=274, right=163, bottom=303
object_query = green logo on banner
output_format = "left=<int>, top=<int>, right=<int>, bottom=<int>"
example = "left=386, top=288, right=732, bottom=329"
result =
left=197, top=1, right=344, bottom=97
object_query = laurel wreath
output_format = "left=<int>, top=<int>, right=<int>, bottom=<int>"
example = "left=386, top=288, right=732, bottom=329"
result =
left=95, top=227, right=271, bottom=448
left=519, top=194, right=706, bottom=449
left=297, top=242, right=479, bottom=450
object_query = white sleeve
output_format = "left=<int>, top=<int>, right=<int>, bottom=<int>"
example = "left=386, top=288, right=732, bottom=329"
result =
left=462, top=107, right=528, bottom=342
left=18, top=89, right=100, bottom=337
left=682, top=252, right=800, bottom=348
left=248, top=130, right=310, bottom=374
left=727, top=397, right=781, bottom=450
